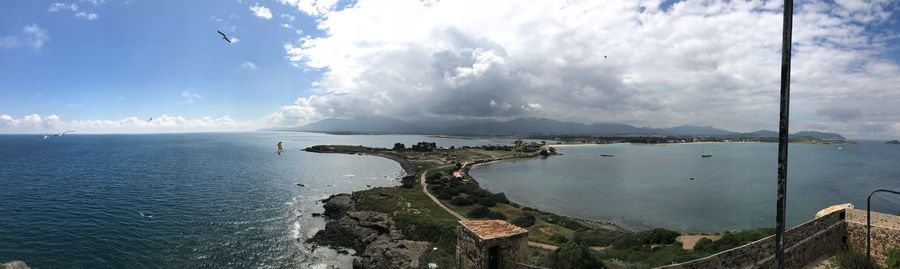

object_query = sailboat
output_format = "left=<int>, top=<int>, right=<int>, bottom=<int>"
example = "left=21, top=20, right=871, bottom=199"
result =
left=700, top=145, right=712, bottom=158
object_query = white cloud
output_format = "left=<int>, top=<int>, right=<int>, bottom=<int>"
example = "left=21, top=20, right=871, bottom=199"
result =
left=250, top=4, right=274, bottom=19
left=281, top=13, right=296, bottom=22
left=280, top=0, right=339, bottom=17
left=241, top=61, right=258, bottom=70
left=75, top=12, right=98, bottom=20
left=0, top=114, right=258, bottom=133
left=48, top=3, right=79, bottom=12
left=268, top=0, right=900, bottom=139
left=49, top=2, right=100, bottom=21
left=1, top=24, right=49, bottom=50
left=181, top=91, right=203, bottom=104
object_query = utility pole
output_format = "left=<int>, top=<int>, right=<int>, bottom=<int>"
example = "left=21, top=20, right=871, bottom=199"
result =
left=775, top=0, right=794, bottom=268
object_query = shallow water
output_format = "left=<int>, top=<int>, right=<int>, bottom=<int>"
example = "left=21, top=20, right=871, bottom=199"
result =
left=470, top=142, right=900, bottom=232
left=0, top=132, right=512, bottom=268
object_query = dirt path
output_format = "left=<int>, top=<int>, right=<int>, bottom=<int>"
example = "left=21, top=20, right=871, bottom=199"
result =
left=420, top=169, right=469, bottom=221
left=421, top=169, right=570, bottom=251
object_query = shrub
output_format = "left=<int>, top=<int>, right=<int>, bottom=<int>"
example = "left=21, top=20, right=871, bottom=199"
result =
left=548, top=242, right=605, bottom=269
left=450, top=196, right=474, bottom=206
left=573, top=230, right=632, bottom=247
left=550, top=233, right=569, bottom=243
left=510, top=213, right=536, bottom=228
left=477, top=197, right=497, bottom=207
left=437, top=192, right=453, bottom=200
left=428, top=185, right=444, bottom=192
left=467, top=206, right=490, bottom=218
left=440, top=188, right=459, bottom=197
left=426, top=172, right=443, bottom=181
left=828, top=249, right=880, bottom=269
left=486, top=211, right=506, bottom=220
left=637, top=229, right=680, bottom=245
left=886, top=247, right=900, bottom=269
left=692, top=238, right=714, bottom=252
left=489, top=193, right=510, bottom=203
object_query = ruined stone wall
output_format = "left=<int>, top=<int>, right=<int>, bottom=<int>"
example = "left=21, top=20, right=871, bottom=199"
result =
left=456, top=225, right=529, bottom=269
left=657, top=210, right=847, bottom=269
left=844, top=209, right=900, bottom=265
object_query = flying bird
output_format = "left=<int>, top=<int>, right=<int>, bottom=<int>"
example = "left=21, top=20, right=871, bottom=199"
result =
left=59, top=130, right=75, bottom=136
left=217, top=31, right=232, bottom=43
left=148, top=117, right=153, bottom=122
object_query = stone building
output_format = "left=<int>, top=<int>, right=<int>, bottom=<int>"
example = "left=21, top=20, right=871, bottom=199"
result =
left=456, top=220, right=529, bottom=269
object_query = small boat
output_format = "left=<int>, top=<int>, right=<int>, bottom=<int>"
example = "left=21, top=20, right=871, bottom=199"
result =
left=701, top=154, right=712, bottom=158
left=700, top=145, right=712, bottom=158
left=599, top=154, right=615, bottom=157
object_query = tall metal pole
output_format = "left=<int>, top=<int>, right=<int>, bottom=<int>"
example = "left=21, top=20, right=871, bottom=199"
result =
left=775, top=0, right=794, bottom=268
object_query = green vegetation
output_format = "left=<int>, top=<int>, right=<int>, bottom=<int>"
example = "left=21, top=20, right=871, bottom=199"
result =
left=510, top=213, right=536, bottom=228
left=826, top=249, right=881, bottom=269
left=692, top=228, right=773, bottom=252
left=886, top=247, right=900, bottom=269
left=467, top=206, right=490, bottom=218
left=310, top=143, right=780, bottom=268
left=549, top=242, right=606, bottom=269
left=485, top=210, right=506, bottom=220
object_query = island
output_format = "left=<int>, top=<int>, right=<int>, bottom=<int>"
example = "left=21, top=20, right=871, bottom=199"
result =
left=303, top=142, right=774, bottom=268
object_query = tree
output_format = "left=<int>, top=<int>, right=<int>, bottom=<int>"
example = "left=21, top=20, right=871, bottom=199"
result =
left=549, top=242, right=605, bottom=269
left=450, top=196, right=474, bottom=206
left=467, top=206, right=490, bottom=218
left=485, top=211, right=506, bottom=220
left=510, top=213, right=536, bottom=228
left=393, top=143, right=406, bottom=151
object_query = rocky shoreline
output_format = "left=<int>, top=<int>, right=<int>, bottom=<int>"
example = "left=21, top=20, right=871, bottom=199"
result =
left=308, top=193, right=435, bottom=268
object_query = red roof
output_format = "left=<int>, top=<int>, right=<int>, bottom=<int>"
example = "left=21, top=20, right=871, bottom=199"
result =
left=460, top=220, right=527, bottom=240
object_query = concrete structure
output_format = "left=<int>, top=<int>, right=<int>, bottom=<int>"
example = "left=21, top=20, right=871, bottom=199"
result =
left=457, top=220, right=529, bottom=269
left=658, top=207, right=900, bottom=269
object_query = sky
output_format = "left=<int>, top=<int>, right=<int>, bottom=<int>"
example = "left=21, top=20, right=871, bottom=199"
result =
left=1, top=0, right=900, bottom=139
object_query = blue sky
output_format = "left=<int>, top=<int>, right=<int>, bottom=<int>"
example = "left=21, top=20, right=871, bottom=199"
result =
left=1, top=0, right=326, bottom=122
left=2, top=0, right=900, bottom=138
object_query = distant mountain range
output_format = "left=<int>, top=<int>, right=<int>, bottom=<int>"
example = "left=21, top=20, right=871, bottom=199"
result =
left=268, top=117, right=847, bottom=140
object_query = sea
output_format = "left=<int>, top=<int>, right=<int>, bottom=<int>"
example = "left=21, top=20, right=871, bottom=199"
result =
left=2, top=133, right=899, bottom=268
left=0, top=132, right=524, bottom=269
left=470, top=141, right=900, bottom=232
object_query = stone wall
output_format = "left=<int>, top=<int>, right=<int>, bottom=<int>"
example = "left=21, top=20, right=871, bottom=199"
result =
left=657, top=210, right=847, bottom=269
left=844, top=209, right=900, bottom=265
left=456, top=224, right=529, bottom=269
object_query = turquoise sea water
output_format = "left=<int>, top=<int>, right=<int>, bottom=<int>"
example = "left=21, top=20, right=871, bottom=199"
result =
left=470, top=142, right=900, bottom=232
left=0, top=132, right=520, bottom=268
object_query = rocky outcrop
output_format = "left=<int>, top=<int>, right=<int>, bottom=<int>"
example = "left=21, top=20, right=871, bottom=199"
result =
left=1, top=261, right=30, bottom=269
left=310, top=194, right=432, bottom=269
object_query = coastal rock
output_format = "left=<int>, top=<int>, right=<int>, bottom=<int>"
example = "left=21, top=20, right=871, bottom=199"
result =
left=322, top=194, right=355, bottom=219
left=311, top=193, right=432, bottom=268
left=1, top=261, right=30, bottom=269
left=353, top=239, right=431, bottom=269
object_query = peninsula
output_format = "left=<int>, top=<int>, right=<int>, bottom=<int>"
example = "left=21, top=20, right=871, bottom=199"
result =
left=303, top=142, right=774, bottom=268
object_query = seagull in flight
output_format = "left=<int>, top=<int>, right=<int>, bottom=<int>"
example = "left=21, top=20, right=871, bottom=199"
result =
left=217, top=31, right=232, bottom=43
